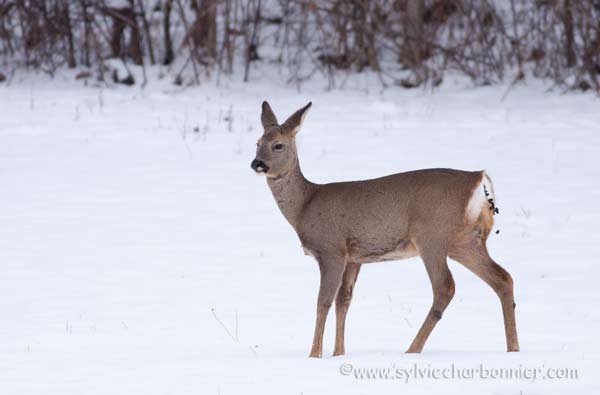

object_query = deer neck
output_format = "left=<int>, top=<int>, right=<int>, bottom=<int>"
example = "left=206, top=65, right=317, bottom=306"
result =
left=267, top=157, right=316, bottom=230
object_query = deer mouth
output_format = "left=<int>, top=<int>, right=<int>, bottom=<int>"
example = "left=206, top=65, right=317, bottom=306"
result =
left=251, top=159, right=269, bottom=174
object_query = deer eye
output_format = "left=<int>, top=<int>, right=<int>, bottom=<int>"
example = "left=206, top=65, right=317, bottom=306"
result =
left=273, top=143, right=284, bottom=152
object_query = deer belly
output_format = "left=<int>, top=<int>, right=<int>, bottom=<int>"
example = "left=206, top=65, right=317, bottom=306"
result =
left=349, top=238, right=418, bottom=264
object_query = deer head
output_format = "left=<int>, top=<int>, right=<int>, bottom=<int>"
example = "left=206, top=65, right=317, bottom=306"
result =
left=251, top=101, right=312, bottom=178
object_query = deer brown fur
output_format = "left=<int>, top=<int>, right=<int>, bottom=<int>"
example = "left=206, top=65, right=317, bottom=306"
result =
left=251, top=101, right=519, bottom=358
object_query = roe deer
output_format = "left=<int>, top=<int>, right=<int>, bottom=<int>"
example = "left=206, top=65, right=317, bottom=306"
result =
left=251, top=101, right=519, bottom=358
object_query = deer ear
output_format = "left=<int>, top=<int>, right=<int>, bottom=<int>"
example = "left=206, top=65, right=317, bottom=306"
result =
left=261, top=101, right=279, bottom=129
left=282, top=102, right=312, bottom=136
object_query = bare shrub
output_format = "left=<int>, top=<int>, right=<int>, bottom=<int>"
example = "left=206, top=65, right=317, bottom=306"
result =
left=0, top=0, right=597, bottom=92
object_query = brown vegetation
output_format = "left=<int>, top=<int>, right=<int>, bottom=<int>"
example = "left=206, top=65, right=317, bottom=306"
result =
left=0, top=1, right=598, bottom=91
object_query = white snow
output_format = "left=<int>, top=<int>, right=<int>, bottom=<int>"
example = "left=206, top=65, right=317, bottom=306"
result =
left=1, top=72, right=599, bottom=394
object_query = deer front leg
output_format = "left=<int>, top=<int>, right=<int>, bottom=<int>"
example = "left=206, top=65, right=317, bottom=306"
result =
left=309, top=255, right=346, bottom=358
left=333, top=263, right=361, bottom=356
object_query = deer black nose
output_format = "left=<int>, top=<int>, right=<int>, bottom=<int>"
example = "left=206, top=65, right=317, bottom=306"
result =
left=251, top=159, right=269, bottom=173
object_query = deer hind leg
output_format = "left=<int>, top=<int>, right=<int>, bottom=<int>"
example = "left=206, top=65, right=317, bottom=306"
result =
left=333, top=262, right=361, bottom=356
left=407, top=243, right=455, bottom=353
left=309, top=254, right=346, bottom=358
left=449, top=232, right=520, bottom=352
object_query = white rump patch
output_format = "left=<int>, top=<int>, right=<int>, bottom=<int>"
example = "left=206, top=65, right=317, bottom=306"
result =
left=466, top=172, right=494, bottom=222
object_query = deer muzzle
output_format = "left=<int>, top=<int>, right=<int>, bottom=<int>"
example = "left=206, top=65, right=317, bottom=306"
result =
left=251, top=159, right=269, bottom=174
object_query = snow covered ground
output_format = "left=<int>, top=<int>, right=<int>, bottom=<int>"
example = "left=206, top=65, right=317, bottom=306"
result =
left=1, top=72, right=599, bottom=394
